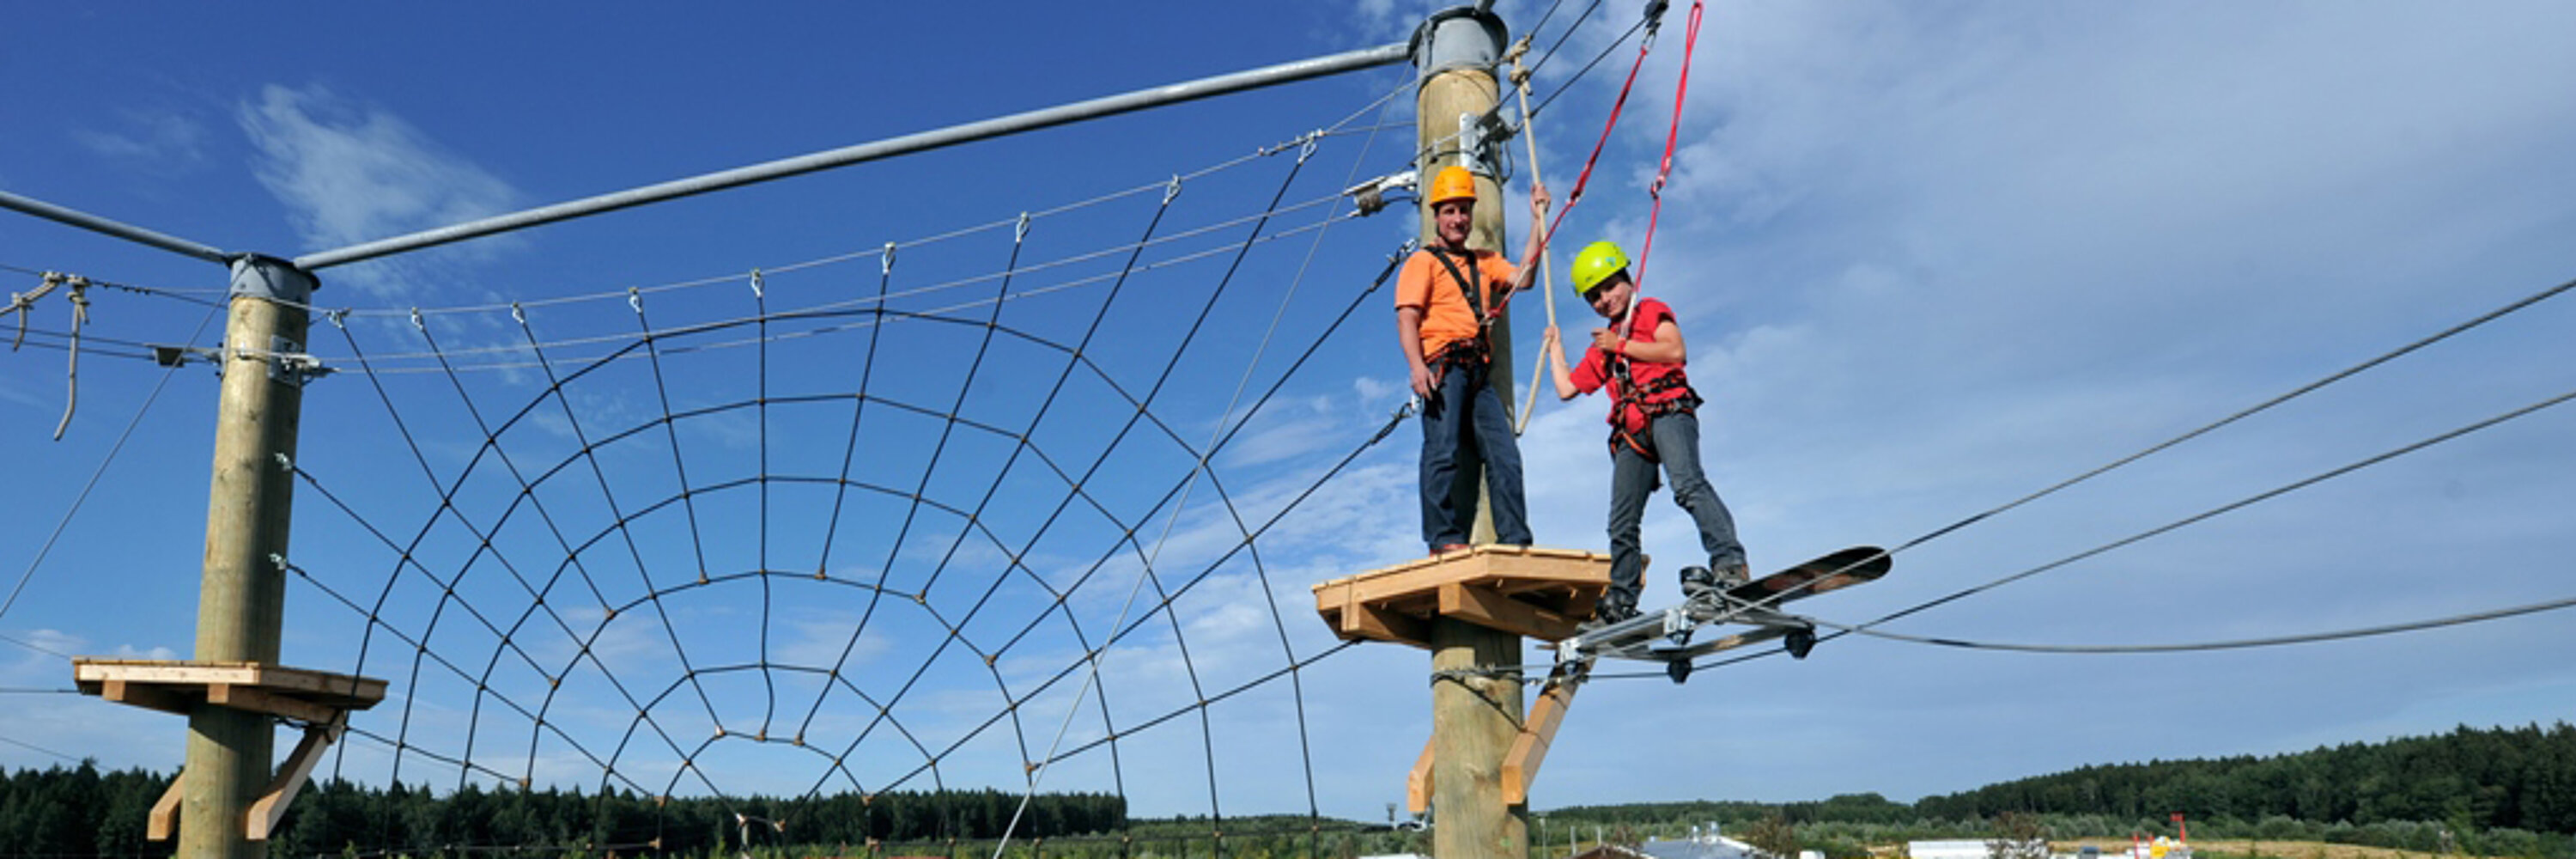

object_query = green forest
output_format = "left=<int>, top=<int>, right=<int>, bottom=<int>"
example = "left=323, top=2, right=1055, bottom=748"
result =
left=3, top=722, right=2570, bottom=859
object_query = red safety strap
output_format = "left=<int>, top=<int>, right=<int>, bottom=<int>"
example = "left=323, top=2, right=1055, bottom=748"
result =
left=1633, top=0, right=1704, bottom=291
left=1480, top=12, right=1663, bottom=326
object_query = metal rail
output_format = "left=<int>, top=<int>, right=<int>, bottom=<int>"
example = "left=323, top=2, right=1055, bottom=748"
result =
left=0, top=190, right=231, bottom=265
left=295, top=41, right=1413, bottom=271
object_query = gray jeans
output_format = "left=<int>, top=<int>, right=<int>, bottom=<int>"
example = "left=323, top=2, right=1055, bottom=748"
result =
left=1605, top=411, right=1747, bottom=612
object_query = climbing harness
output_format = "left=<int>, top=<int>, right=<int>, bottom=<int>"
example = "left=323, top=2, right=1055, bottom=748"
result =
left=1422, top=246, right=1497, bottom=378
left=1603, top=349, right=1701, bottom=466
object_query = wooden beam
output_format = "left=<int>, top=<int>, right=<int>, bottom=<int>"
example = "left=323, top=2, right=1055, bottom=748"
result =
left=148, top=772, right=184, bottom=841
left=1438, top=582, right=1580, bottom=641
left=206, top=683, right=340, bottom=725
left=1405, top=736, right=1434, bottom=815
left=1336, top=602, right=1431, bottom=649
left=99, top=679, right=193, bottom=716
left=246, top=717, right=343, bottom=841
left=1503, top=672, right=1583, bottom=806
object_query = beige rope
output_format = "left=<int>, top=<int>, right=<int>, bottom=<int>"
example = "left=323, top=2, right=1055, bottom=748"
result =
left=1507, top=38, right=1561, bottom=436
left=55, top=277, right=88, bottom=440
left=4, top=273, right=91, bottom=440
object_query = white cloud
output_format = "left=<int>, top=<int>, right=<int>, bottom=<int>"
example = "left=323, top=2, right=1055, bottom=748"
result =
left=72, top=108, right=208, bottom=173
left=238, top=83, right=526, bottom=300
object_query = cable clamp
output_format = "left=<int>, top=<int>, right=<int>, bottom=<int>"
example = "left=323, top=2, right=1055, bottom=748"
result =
left=881, top=241, right=897, bottom=277
left=150, top=344, right=221, bottom=368
left=1014, top=212, right=1031, bottom=245
left=628, top=287, right=643, bottom=315
left=325, top=308, right=349, bottom=330
left=408, top=308, right=427, bottom=332
left=749, top=268, right=766, bottom=301
left=509, top=302, right=526, bottom=326
left=1163, top=174, right=1183, bottom=205
left=273, top=452, right=294, bottom=472
left=264, top=335, right=331, bottom=387
left=1298, top=130, right=1321, bottom=163
left=1345, top=170, right=1419, bottom=218
left=268, top=552, right=289, bottom=573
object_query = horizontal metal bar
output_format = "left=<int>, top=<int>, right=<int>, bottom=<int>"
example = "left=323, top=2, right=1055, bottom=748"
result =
left=298, top=40, right=1413, bottom=271
left=0, top=189, right=232, bottom=265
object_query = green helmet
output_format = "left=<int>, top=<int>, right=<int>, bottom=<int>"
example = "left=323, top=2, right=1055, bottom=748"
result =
left=1570, top=241, right=1630, bottom=296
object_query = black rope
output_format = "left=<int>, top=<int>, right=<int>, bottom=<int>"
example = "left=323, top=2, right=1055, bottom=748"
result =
left=626, top=294, right=731, bottom=731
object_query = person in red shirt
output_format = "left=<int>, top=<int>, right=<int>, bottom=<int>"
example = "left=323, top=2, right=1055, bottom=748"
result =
left=1395, top=164, right=1551, bottom=555
left=1540, top=241, right=1748, bottom=624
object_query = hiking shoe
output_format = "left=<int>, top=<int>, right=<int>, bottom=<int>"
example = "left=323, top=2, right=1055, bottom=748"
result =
left=1682, top=564, right=1753, bottom=605
left=1578, top=597, right=1639, bottom=633
left=1680, top=566, right=1717, bottom=602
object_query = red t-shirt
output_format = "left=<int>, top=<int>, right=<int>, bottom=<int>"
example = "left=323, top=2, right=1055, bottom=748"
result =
left=1568, top=297, right=1694, bottom=432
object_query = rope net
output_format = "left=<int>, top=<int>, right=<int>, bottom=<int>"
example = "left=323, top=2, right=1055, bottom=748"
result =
left=220, top=79, right=1432, bottom=855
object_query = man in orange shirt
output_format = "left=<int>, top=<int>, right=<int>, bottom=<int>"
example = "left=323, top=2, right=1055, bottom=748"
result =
left=1396, top=165, right=1551, bottom=555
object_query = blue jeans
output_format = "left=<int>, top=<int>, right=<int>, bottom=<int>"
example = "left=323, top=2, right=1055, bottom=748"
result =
left=1419, top=361, right=1533, bottom=551
left=1605, top=411, right=1746, bottom=612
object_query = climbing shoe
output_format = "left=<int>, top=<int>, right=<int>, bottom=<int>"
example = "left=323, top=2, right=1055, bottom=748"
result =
left=1579, top=595, right=1640, bottom=633
left=1681, top=564, right=1752, bottom=605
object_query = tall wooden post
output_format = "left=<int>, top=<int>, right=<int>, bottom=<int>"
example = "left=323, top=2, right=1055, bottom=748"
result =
left=1417, top=9, right=1527, bottom=858
left=182, top=255, right=315, bottom=859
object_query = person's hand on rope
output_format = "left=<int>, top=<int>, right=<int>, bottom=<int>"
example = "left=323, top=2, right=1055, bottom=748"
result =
left=1541, top=324, right=1562, bottom=356
left=1528, top=180, right=1552, bottom=222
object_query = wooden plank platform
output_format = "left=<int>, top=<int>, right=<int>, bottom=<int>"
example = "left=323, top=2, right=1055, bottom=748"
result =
left=73, top=659, right=386, bottom=724
left=1312, top=545, right=1613, bottom=648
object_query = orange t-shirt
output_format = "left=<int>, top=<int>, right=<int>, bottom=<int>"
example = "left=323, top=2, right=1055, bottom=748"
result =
left=1394, top=247, right=1519, bottom=359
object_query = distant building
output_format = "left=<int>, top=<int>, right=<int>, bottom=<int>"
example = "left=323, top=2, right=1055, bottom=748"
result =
left=1571, top=827, right=1759, bottom=859
left=1911, top=839, right=2049, bottom=859
left=1910, top=840, right=1992, bottom=859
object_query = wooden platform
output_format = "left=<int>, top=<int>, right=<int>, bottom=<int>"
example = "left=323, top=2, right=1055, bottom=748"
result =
left=1311, top=545, right=1613, bottom=648
left=73, top=659, right=386, bottom=725
left=74, top=659, right=387, bottom=842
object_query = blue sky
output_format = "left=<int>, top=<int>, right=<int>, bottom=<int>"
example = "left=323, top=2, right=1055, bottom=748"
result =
left=5, top=0, right=2574, bottom=831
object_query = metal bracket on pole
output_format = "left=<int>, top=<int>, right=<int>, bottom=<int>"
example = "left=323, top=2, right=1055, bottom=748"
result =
left=262, top=336, right=331, bottom=388
left=1458, top=111, right=1487, bottom=174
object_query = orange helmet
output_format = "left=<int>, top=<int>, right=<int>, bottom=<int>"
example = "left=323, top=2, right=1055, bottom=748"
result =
left=1427, top=165, right=1478, bottom=207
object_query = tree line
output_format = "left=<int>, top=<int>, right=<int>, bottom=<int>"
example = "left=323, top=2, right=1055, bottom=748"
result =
left=0, top=765, right=1123, bottom=858
left=1912, top=722, right=2576, bottom=832
left=6, top=722, right=2573, bottom=858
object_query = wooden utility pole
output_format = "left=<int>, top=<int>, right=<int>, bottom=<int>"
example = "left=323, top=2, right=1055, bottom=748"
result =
left=182, top=255, right=315, bottom=859
left=1416, top=9, right=1527, bottom=858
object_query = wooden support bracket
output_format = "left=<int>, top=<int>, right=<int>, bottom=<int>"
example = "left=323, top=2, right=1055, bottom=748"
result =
left=1502, top=669, right=1583, bottom=806
left=1405, top=664, right=1586, bottom=813
left=1406, top=737, right=1435, bottom=816
left=148, top=774, right=183, bottom=842
left=246, top=714, right=346, bottom=840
